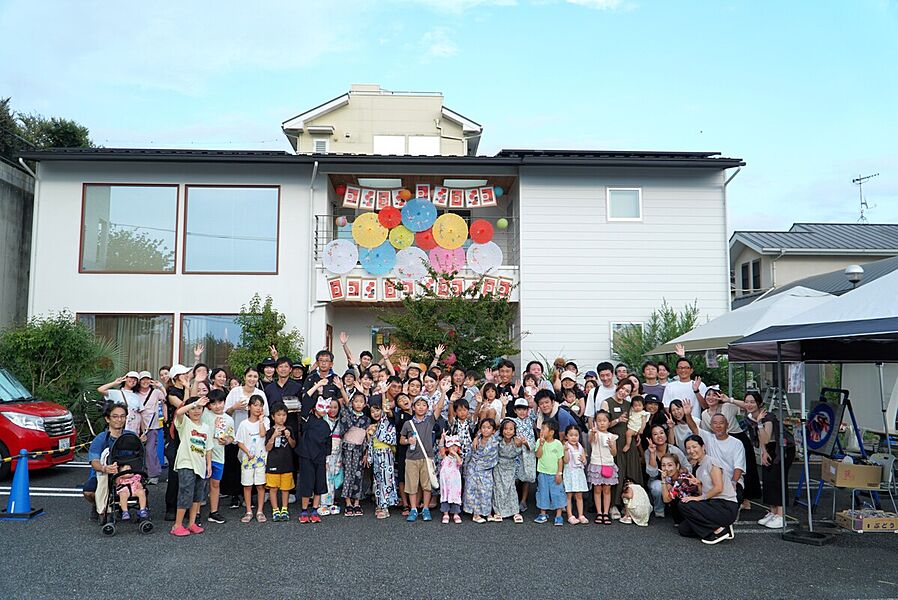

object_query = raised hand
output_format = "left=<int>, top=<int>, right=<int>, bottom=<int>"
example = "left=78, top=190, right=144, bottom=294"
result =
left=511, top=379, right=522, bottom=395
left=193, top=344, right=205, bottom=359
left=386, top=343, right=397, bottom=357
left=682, top=398, right=693, bottom=415
left=693, top=376, right=702, bottom=391
left=439, top=378, right=452, bottom=393
left=484, top=368, right=495, bottom=383
left=675, top=343, right=685, bottom=357
left=339, top=331, right=349, bottom=345
left=399, top=355, right=410, bottom=371
left=434, top=344, right=446, bottom=358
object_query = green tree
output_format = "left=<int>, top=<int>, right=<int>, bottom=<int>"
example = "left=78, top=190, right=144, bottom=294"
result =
left=17, top=113, right=93, bottom=149
left=0, top=312, right=122, bottom=445
left=101, top=228, right=174, bottom=271
left=0, top=97, right=29, bottom=161
left=378, top=273, right=519, bottom=372
left=228, top=294, right=304, bottom=379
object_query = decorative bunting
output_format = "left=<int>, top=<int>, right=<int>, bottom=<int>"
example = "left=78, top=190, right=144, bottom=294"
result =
left=449, top=189, right=465, bottom=209
left=328, top=277, right=345, bottom=301
left=465, top=188, right=481, bottom=208
left=346, top=278, right=361, bottom=301
left=416, top=184, right=431, bottom=200
left=496, top=277, right=513, bottom=298
left=479, top=186, right=497, bottom=207
left=359, top=188, right=376, bottom=210
left=361, top=279, right=378, bottom=302
left=342, top=185, right=360, bottom=209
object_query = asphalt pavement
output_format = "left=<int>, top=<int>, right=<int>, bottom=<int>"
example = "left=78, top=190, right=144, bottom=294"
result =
left=1, top=458, right=897, bottom=600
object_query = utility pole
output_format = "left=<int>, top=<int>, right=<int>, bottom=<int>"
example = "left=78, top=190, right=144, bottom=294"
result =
left=852, top=173, right=879, bottom=223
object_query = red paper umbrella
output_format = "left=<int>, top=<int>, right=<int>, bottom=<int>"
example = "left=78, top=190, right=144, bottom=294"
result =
left=378, top=206, right=403, bottom=229
left=470, top=219, right=494, bottom=244
left=335, top=183, right=347, bottom=196
left=415, top=228, right=438, bottom=251
left=398, top=188, right=413, bottom=200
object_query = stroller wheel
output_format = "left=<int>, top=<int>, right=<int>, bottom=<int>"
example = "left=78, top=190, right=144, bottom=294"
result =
left=138, top=520, right=154, bottom=534
left=101, top=523, right=116, bottom=536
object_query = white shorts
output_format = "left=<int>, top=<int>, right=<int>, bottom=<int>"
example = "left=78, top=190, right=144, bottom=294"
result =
left=241, top=464, right=266, bottom=486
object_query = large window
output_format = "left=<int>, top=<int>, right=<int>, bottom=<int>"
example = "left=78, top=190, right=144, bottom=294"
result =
left=607, top=188, right=642, bottom=221
left=180, top=314, right=242, bottom=368
left=78, top=314, right=173, bottom=371
left=184, top=186, right=279, bottom=273
left=80, top=184, right=178, bottom=273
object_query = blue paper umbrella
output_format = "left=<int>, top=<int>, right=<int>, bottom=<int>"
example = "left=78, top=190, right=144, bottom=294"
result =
left=401, top=198, right=438, bottom=232
left=359, top=241, right=397, bottom=276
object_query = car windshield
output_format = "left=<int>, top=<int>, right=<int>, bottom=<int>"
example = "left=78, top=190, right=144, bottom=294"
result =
left=0, top=368, right=34, bottom=402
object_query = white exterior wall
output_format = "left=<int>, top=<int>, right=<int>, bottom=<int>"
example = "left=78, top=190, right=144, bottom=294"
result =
left=517, top=166, right=730, bottom=371
left=30, top=160, right=331, bottom=364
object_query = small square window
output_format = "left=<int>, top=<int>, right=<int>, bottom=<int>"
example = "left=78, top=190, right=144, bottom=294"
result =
left=607, top=188, right=642, bottom=221
left=314, top=139, right=329, bottom=154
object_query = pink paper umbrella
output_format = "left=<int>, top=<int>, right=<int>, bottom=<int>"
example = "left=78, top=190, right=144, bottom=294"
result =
left=429, top=247, right=466, bottom=274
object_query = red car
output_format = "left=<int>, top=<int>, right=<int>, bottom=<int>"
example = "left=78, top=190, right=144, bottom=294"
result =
left=0, top=367, right=76, bottom=479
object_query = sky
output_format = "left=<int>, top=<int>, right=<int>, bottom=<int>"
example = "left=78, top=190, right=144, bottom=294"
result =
left=1, top=0, right=897, bottom=234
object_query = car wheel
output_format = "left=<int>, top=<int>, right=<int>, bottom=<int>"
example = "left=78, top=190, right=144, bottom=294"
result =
left=0, top=441, right=10, bottom=481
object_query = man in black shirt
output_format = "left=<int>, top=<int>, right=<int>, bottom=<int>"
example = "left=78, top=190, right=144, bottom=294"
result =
left=301, top=350, right=340, bottom=429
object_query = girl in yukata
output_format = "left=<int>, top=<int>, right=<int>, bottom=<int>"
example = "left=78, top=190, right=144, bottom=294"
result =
left=493, top=419, right=525, bottom=523
left=463, top=418, right=500, bottom=523
left=340, top=393, right=370, bottom=516
left=320, top=399, right=343, bottom=515
left=510, top=398, right=537, bottom=513
left=439, top=434, right=464, bottom=523
left=366, top=398, right=398, bottom=519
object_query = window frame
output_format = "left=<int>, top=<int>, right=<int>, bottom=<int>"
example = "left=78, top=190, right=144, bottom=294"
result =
left=606, top=187, right=643, bottom=222
left=78, top=183, right=180, bottom=275
left=178, top=313, right=241, bottom=366
left=751, top=259, right=762, bottom=291
left=741, top=262, right=750, bottom=294
left=182, top=184, right=281, bottom=275
left=76, top=312, right=175, bottom=367
left=313, top=138, right=329, bottom=154
left=609, top=321, right=644, bottom=360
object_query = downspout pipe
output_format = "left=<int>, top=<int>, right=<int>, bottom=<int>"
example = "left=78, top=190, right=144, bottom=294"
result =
left=723, top=167, right=741, bottom=310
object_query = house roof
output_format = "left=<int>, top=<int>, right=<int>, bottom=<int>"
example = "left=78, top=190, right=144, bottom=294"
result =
left=731, top=222, right=898, bottom=255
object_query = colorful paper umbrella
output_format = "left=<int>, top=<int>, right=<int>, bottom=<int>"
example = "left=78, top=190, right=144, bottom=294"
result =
left=401, top=198, right=438, bottom=232
left=352, top=212, right=389, bottom=249
left=415, top=228, right=438, bottom=251
left=466, top=241, right=503, bottom=274
left=359, top=241, right=397, bottom=276
left=389, top=224, right=414, bottom=249
left=335, top=184, right=347, bottom=196
left=429, top=246, right=466, bottom=274
left=321, top=239, right=359, bottom=275
left=398, top=189, right=412, bottom=201
left=395, top=247, right=429, bottom=280
left=378, top=206, right=402, bottom=229
left=469, top=219, right=494, bottom=244
left=432, top=213, right=469, bottom=250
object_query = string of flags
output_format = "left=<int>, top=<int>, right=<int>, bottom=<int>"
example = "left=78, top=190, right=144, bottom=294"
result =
left=327, top=275, right=514, bottom=302
left=339, top=183, right=504, bottom=210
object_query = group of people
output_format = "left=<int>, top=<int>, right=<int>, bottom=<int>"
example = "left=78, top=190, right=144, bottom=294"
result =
left=82, top=336, right=796, bottom=545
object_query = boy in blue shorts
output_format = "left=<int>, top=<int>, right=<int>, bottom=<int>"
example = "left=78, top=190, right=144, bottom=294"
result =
left=202, top=389, right=234, bottom=524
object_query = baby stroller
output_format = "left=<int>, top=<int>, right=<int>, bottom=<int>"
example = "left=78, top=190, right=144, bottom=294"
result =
left=100, top=431, right=153, bottom=535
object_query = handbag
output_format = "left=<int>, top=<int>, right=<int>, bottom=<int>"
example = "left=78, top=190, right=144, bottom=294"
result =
left=601, top=464, right=615, bottom=479
left=409, top=422, right=439, bottom=490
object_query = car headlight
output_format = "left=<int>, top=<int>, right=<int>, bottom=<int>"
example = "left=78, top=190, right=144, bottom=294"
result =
left=1, top=412, right=45, bottom=431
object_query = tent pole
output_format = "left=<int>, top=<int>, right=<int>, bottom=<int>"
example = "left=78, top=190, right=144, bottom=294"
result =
left=728, top=360, right=733, bottom=396
left=777, top=343, right=787, bottom=535
left=800, top=362, right=813, bottom=532
left=877, top=362, right=892, bottom=456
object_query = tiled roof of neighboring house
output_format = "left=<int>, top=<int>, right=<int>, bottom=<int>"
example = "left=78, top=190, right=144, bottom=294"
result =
left=731, top=222, right=898, bottom=254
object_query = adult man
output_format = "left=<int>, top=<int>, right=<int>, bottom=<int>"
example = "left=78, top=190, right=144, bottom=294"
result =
left=585, top=362, right=616, bottom=427
left=641, top=360, right=666, bottom=400
left=265, top=357, right=303, bottom=425
left=301, top=350, right=340, bottom=427
left=614, top=363, right=629, bottom=383
left=684, top=401, right=745, bottom=503
left=82, top=403, right=128, bottom=518
left=494, top=359, right=520, bottom=415
left=534, top=389, right=577, bottom=433
left=338, top=331, right=374, bottom=375
left=661, top=357, right=707, bottom=420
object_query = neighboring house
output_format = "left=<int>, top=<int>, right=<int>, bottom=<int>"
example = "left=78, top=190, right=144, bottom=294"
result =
left=764, top=254, right=898, bottom=299
left=0, top=159, right=34, bottom=327
left=282, top=84, right=483, bottom=156
left=729, top=222, right=898, bottom=308
left=21, top=116, right=742, bottom=374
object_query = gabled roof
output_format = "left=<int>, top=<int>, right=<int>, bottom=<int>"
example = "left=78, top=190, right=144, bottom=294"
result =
left=731, top=222, right=898, bottom=255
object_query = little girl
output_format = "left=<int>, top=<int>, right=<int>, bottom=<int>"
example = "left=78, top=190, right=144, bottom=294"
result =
left=235, top=395, right=268, bottom=523
left=463, top=418, right=500, bottom=523
left=659, top=452, right=700, bottom=525
left=562, top=425, right=588, bottom=524
left=320, top=399, right=343, bottom=516
left=439, top=434, right=464, bottom=523
left=340, top=394, right=370, bottom=516
left=493, top=419, right=524, bottom=523
left=367, top=398, right=398, bottom=519
left=510, top=398, right=536, bottom=512
left=478, top=383, right=504, bottom=421
left=587, top=410, right=618, bottom=525
left=620, top=479, right=651, bottom=526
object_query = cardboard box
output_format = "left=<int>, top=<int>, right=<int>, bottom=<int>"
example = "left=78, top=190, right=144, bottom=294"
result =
left=836, top=510, right=898, bottom=533
left=821, top=457, right=882, bottom=489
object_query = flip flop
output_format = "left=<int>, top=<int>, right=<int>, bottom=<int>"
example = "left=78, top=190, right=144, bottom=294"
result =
left=256, top=512, right=267, bottom=523
left=240, top=512, right=252, bottom=523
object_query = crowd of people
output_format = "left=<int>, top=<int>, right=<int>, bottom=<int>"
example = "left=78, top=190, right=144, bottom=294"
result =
left=82, top=337, right=796, bottom=545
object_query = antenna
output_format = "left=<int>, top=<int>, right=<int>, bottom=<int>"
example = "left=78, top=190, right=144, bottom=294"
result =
left=852, top=173, right=879, bottom=223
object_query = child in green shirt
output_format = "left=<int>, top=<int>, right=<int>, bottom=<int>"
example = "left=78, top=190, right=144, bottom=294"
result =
left=533, top=418, right=566, bottom=526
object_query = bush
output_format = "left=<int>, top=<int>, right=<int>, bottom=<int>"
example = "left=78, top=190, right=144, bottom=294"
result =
left=227, top=294, right=304, bottom=378
left=0, top=312, right=121, bottom=444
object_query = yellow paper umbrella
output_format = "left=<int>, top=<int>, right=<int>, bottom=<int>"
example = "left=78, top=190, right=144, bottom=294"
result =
left=352, top=212, right=389, bottom=249
left=389, top=224, right=414, bottom=249
left=432, top=213, right=469, bottom=250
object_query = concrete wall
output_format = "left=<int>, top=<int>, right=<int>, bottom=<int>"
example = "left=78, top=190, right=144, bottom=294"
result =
left=0, top=160, right=33, bottom=327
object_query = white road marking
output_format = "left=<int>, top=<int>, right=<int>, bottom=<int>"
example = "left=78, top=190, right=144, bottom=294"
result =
left=0, top=491, right=82, bottom=498
left=0, top=486, right=84, bottom=492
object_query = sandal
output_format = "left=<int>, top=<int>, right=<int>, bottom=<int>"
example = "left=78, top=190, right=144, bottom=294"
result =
left=453, top=514, right=462, bottom=524
left=401, top=507, right=411, bottom=517
left=594, top=514, right=603, bottom=524
left=513, top=514, right=524, bottom=524
left=240, top=512, right=253, bottom=523
left=255, top=512, right=267, bottom=523
left=602, top=513, right=612, bottom=525
left=442, top=514, right=450, bottom=524
left=472, top=515, right=487, bottom=524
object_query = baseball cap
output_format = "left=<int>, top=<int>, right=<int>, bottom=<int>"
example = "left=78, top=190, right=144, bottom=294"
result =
left=291, top=361, right=303, bottom=369
left=560, top=371, right=577, bottom=382
left=168, top=364, right=190, bottom=378
left=514, top=398, right=529, bottom=408
left=585, top=370, right=598, bottom=379
left=138, top=370, right=152, bottom=380
left=124, top=371, right=140, bottom=379
left=258, top=357, right=277, bottom=368
left=644, top=393, right=662, bottom=405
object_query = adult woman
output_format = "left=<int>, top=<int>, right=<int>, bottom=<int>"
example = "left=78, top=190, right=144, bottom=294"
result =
left=743, top=391, right=794, bottom=529
left=82, top=403, right=128, bottom=517
left=209, top=368, right=229, bottom=393
left=190, top=363, right=210, bottom=396
left=135, top=372, right=166, bottom=484
left=702, top=387, right=761, bottom=509
left=163, top=364, right=190, bottom=521
left=602, top=380, right=642, bottom=517
left=627, top=374, right=643, bottom=397
left=678, top=434, right=739, bottom=544
left=644, top=424, right=687, bottom=518
left=224, top=367, right=269, bottom=509
left=666, top=399, right=693, bottom=452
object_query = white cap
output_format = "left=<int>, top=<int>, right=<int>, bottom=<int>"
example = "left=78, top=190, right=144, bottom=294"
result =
left=560, top=371, right=577, bottom=382
left=168, top=364, right=190, bottom=378
left=138, top=370, right=152, bottom=380
left=124, top=371, right=140, bottom=379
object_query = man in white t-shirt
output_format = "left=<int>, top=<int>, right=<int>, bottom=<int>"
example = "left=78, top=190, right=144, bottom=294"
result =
left=585, top=361, right=617, bottom=426
left=684, top=404, right=745, bottom=501
left=661, top=357, right=706, bottom=421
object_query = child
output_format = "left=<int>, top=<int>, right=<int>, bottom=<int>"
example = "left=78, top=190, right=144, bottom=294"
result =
left=321, top=399, right=343, bottom=516
left=202, top=389, right=234, bottom=524
left=265, top=403, right=296, bottom=522
left=296, top=398, right=333, bottom=523
left=393, top=393, right=414, bottom=515
left=463, top=370, right=481, bottom=413
left=622, top=395, right=649, bottom=453
left=660, top=452, right=700, bottom=525
left=446, top=398, right=476, bottom=465
left=478, top=383, right=504, bottom=422
left=114, top=464, right=147, bottom=522
left=235, top=395, right=268, bottom=523
left=439, top=435, right=464, bottom=523
left=400, top=396, right=437, bottom=522
left=340, top=393, right=371, bottom=516
left=464, top=418, right=500, bottom=523
left=367, top=398, right=398, bottom=519
left=533, top=418, right=566, bottom=526
left=620, top=478, right=652, bottom=526
left=588, top=410, right=619, bottom=524
left=170, top=396, right=212, bottom=536
left=493, top=419, right=524, bottom=523
left=510, top=398, right=536, bottom=512
left=562, top=425, right=588, bottom=524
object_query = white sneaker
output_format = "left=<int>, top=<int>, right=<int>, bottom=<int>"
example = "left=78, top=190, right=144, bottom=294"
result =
left=610, top=506, right=621, bottom=520
left=288, top=494, right=297, bottom=504
left=757, top=512, right=774, bottom=526
left=764, top=514, right=785, bottom=529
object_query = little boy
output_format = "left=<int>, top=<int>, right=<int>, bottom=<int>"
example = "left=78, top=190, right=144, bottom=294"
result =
left=296, top=397, right=332, bottom=523
left=400, top=396, right=437, bottom=522
left=265, top=403, right=297, bottom=522
left=202, top=389, right=234, bottom=524
left=463, top=370, right=481, bottom=413
left=171, top=396, right=212, bottom=537
left=622, top=396, right=649, bottom=453
left=533, top=418, right=565, bottom=526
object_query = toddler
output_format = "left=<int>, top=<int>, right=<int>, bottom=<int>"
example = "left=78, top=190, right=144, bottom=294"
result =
left=622, top=396, right=649, bottom=453
left=621, top=478, right=652, bottom=526
left=114, top=465, right=147, bottom=522
left=562, top=425, right=588, bottom=524
left=439, top=435, right=464, bottom=523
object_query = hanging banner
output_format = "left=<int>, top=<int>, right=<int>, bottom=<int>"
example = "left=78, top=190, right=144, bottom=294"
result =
left=416, top=184, right=431, bottom=200
left=361, top=279, right=378, bottom=302
left=342, top=186, right=360, bottom=209
left=328, top=277, right=345, bottom=301
left=359, top=188, right=376, bottom=211
left=479, top=186, right=497, bottom=207
left=346, top=278, right=362, bottom=301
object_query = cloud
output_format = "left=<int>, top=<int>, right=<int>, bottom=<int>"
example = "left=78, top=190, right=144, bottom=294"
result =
left=419, top=27, right=460, bottom=61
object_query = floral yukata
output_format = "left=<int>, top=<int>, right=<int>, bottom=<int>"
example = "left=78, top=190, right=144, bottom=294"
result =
left=463, top=435, right=499, bottom=516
